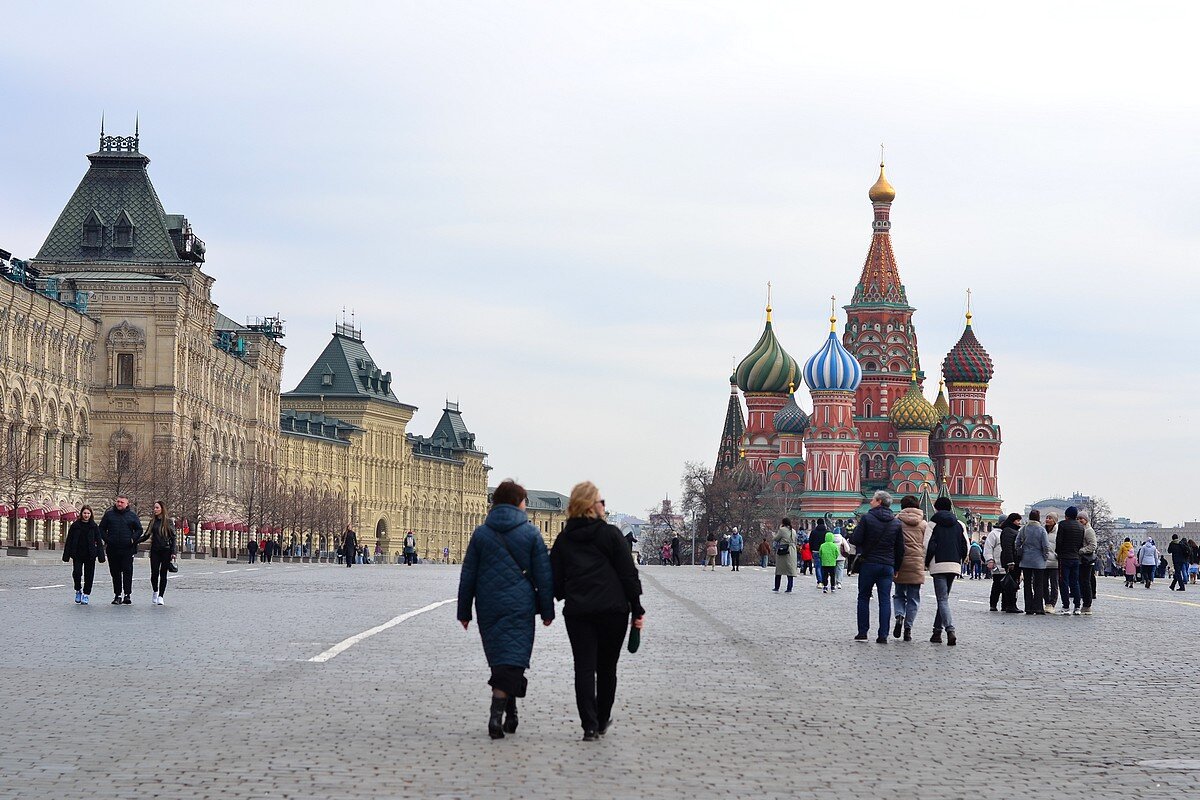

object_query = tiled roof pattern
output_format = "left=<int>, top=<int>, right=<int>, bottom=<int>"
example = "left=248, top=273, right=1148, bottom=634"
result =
left=431, top=406, right=474, bottom=450
left=942, top=324, right=994, bottom=384
left=285, top=332, right=407, bottom=405
left=34, top=151, right=187, bottom=265
left=852, top=232, right=908, bottom=306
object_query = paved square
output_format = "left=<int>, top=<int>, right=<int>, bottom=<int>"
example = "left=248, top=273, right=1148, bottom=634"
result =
left=0, top=559, right=1194, bottom=798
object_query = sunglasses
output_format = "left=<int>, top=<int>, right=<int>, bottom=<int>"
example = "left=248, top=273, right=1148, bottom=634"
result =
left=598, top=499, right=606, bottom=507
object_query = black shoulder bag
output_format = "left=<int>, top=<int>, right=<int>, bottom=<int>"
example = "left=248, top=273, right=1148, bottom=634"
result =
left=848, top=530, right=880, bottom=576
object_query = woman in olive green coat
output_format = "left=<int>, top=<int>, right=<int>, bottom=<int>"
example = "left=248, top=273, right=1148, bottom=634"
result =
left=772, top=518, right=799, bottom=592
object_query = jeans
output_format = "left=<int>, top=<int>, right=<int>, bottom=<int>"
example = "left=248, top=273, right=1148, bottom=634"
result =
left=1170, top=560, right=1189, bottom=590
left=730, top=551, right=742, bottom=570
left=892, top=583, right=921, bottom=625
left=108, top=552, right=134, bottom=596
left=1022, top=567, right=1045, bottom=612
left=835, top=562, right=844, bottom=586
left=1043, top=567, right=1059, bottom=606
left=856, top=562, right=894, bottom=639
left=719, top=551, right=729, bottom=566
left=775, top=574, right=795, bottom=592
left=564, top=613, right=628, bottom=732
left=814, top=561, right=824, bottom=584
left=71, top=557, right=96, bottom=594
left=759, top=555, right=768, bottom=568
left=150, top=551, right=171, bottom=597
left=1060, top=559, right=1082, bottom=608
left=931, top=574, right=957, bottom=633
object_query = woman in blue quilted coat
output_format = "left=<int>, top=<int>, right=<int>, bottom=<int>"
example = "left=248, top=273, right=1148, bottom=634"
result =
left=458, top=479, right=555, bottom=739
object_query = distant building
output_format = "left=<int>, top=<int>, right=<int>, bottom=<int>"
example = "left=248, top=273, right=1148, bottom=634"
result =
left=488, top=486, right=569, bottom=548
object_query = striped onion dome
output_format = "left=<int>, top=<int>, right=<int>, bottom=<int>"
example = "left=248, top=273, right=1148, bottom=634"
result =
left=933, top=379, right=950, bottom=420
left=735, top=309, right=799, bottom=394
left=942, top=315, right=994, bottom=384
left=803, top=319, right=862, bottom=393
left=773, top=388, right=810, bottom=435
left=729, top=456, right=763, bottom=492
left=889, top=375, right=940, bottom=431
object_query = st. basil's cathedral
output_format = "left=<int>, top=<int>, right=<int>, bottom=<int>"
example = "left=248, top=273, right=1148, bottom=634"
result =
left=716, top=162, right=1001, bottom=528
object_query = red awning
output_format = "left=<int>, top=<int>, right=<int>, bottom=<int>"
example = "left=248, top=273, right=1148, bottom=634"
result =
left=63, top=511, right=78, bottom=522
left=27, top=508, right=45, bottom=520
left=0, top=504, right=10, bottom=515
left=17, top=507, right=28, bottom=518
left=47, top=509, right=62, bottom=520
left=201, top=521, right=214, bottom=531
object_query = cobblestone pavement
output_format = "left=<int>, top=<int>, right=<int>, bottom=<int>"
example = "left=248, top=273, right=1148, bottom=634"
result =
left=1, top=560, right=1196, bottom=799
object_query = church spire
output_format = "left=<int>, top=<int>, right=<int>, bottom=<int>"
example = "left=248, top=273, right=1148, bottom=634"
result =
left=851, top=156, right=908, bottom=307
left=715, top=374, right=746, bottom=475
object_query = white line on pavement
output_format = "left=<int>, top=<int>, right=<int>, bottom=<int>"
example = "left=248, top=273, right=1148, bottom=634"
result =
left=308, top=598, right=455, bottom=664
left=218, top=569, right=239, bottom=574
left=29, top=584, right=66, bottom=590
left=1100, top=592, right=1200, bottom=609
left=245, top=568, right=259, bottom=571
left=193, top=572, right=213, bottom=575
left=958, top=599, right=987, bottom=604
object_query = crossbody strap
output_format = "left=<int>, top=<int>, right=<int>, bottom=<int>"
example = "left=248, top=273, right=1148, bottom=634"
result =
left=490, top=527, right=536, bottom=589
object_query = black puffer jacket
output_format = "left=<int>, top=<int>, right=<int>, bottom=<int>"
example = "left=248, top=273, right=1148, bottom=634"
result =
left=99, top=505, right=144, bottom=556
left=999, top=522, right=1021, bottom=566
left=850, top=506, right=905, bottom=568
left=551, top=517, right=644, bottom=617
left=1055, top=518, right=1085, bottom=561
left=145, top=517, right=176, bottom=554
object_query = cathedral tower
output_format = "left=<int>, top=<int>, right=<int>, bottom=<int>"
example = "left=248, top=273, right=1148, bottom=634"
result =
left=734, top=299, right=798, bottom=474
left=801, top=313, right=863, bottom=521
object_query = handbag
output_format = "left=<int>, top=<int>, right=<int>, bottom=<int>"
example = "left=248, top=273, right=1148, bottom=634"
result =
left=167, top=560, right=179, bottom=573
left=776, top=538, right=791, bottom=556
left=848, top=530, right=880, bottom=575
left=627, top=620, right=641, bottom=654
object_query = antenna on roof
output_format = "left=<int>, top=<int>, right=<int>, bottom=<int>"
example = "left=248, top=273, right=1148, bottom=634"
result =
left=100, top=112, right=105, bottom=139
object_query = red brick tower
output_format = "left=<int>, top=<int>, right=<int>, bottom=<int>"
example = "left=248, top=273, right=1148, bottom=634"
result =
left=734, top=299, right=799, bottom=475
left=841, top=162, right=923, bottom=491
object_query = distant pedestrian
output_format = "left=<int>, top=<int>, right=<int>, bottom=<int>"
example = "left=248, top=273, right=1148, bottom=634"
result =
left=772, top=518, right=798, bottom=593
left=990, top=514, right=1022, bottom=613
left=800, top=539, right=813, bottom=574
left=1116, top=537, right=1134, bottom=572
left=144, top=501, right=176, bottom=606
left=810, top=519, right=829, bottom=587
left=967, top=538, right=984, bottom=579
left=1016, top=509, right=1050, bottom=616
left=1168, top=535, right=1189, bottom=592
left=924, top=496, right=969, bottom=645
left=670, top=534, right=681, bottom=566
left=661, top=541, right=672, bottom=565
left=891, top=496, right=926, bottom=639
left=1056, top=507, right=1086, bottom=613
left=1078, top=513, right=1098, bottom=614
left=850, top=491, right=905, bottom=643
left=729, top=528, right=744, bottom=571
left=342, top=527, right=358, bottom=568
left=1136, top=538, right=1159, bottom=588
left=404, top=531, right=418, bottom=566
left=99, top=495, right=143, bottom=605
left=818, top=529, right=839, bottom=593
left=718, top=531, right=731, bottom=567
left=705, top=533, right=718, bottom=571
left=757, top=536, right=770, bottom=569
left=62, top=505, right=103, bottom=605
left=550, top=481, right=643, bottom=742
left=1123, top=549, right=1138, bottom=587
left=247, top=537, right=258, bottom=564
left=458, top=479, right=555, bottom=740
left=1043, top=513, right=1060, bottom=612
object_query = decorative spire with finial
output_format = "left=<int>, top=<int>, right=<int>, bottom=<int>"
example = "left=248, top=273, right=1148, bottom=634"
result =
left=869, top=146, right=896, bottom=203
left=766, top=281, right=773, bottom=323
left=829, top=295, right=837, bottom=332
left=965, top=288, right=973, bottom=327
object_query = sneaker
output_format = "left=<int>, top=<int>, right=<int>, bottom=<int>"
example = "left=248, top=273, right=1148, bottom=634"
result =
left=854, top=634, right=868, bottom=641
left=112, top=595, right=122, bottom=605
left=122, top=595, right=131, bottom=605
left=1072, top=607, right=1081, bottom=616
left=1058, top=609, right=1071, bottom=616
left=75, top=591, right=83, bottom=604
left=1081, top=607, right=1091, bottom=615
left=893, top=618, right=904, bottom=639
left=823, top=587, right=828, bottom=594
left=157, top=595, right=165, bottom=606
left=152, top=593, right=159, bottom=605
left=81, top=594, right=89, bottom=605
left=1043, top=605, right=1054, bottom=614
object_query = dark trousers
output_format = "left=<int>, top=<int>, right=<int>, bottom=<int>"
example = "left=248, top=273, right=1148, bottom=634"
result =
left=1080, top=562, right=1094, bottom=608
left=1060, top=559, right=1082, bottom=607
left=1140, top=564, right=1154, bottom=586
left=564, top=613, right=627, bottom=732
left=774, top=574, right=794, bottom=591
left=404, top=552, right=415, bottom=565
left=248, top=551, right=257, bottom=563
left=730, top=551, right=741, bottom=570
left=1170, top=560, right=1189, bottom=590
left=71, top=557, right=96, bottom=594
left=1043, top=567, right=1059, bottom=606
left=990, top=569, right=1018, bottom=610
left=150, top=551, right=171, bottom=597
left=108, top=552, right=134, bottom=596
left=1022, top=567, right=1045, bottom=612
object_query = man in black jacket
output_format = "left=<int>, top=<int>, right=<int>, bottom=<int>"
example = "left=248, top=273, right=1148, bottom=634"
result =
left=342, top=526, right=358, bottom=568
left=849, top=491, right=905, bottom=643
left=1168, top=535, right=1189, bottom=591
left=99, top=496, right=143, bottom=605
left=1055, top=506, right=1086, bottom=615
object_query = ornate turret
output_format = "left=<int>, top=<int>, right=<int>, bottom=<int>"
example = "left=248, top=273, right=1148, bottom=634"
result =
left=773, top=385, right=810, bottom=435
left=889, top=371, right=939, bottom=431
left=933, top=379, right=950, bottom=420
left=729, top=450, right=763, bottom=492
left=715, top=373, right=746, bottom=476
left=735, top=302, right=798, bottom=394
left=942, top=309, right=995, bottom=385
left=868, top=161, right=896, bottom=203
left=803, top=314, right=863, bottom=393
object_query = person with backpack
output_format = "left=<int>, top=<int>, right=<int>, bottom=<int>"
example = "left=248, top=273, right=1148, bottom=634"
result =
left=458, top=479, right=555, bottom=740
left=968, top=538, right=984, bottom=579
left=772, top=518, right=798, bottom=593
left=62, top=505, right=104, bottom=605
left=924, top=496, right=970, bottom=645
left=403, top=531, right=418, bottom=566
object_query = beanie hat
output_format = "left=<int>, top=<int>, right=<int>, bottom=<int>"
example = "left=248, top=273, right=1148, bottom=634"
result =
left=1065, top=506, right=1078, bottom=519
left=934, top=497, right=952, bottom=511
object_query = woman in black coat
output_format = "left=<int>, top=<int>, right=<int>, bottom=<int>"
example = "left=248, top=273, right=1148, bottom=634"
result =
left=550, top=481, right=645, bottom=741
left=62, top=506, right=104, bottom=605
left=141, top=501, right=176, bottom=606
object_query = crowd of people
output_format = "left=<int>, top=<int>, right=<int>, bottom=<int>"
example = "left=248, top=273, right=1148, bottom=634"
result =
left=457, top=479, right=644, bottom=742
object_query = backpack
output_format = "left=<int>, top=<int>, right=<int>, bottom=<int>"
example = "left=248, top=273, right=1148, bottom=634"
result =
left=969, top=541, right=983, bottom=562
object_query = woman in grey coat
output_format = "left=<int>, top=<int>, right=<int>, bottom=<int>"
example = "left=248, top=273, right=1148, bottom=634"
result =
left=772, top=518, right=798, bottom=593
left=1015, top=509, right=1051, bottom=615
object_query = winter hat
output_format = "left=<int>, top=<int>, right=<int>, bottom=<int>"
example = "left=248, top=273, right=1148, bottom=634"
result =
left=934, top=497, right=953, bottom=511
left=1065, top=506, right=1079, bottom=519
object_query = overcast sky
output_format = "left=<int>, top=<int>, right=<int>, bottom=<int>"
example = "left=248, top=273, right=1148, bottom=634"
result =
left=2, top=2, right=1196, bottom=525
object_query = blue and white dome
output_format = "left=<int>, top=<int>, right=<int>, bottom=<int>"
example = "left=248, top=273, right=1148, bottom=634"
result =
left=803, top=322, right=863, bottom=392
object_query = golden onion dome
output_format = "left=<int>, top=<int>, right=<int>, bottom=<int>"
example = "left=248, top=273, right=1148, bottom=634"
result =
left=868, top=162, right=895, bottom=203
left=889, top=373, right=939, bottom=431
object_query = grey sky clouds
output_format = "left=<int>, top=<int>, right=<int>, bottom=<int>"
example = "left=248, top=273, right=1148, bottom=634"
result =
left=2, top=1, right=1196, bottom=523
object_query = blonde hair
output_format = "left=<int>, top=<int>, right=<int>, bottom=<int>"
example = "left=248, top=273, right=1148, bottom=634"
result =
left=567, top=481, right=602, bottom=519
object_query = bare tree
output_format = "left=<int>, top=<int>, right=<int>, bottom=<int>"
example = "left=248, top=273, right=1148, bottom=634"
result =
left=0, top=423, right=45, bottom=546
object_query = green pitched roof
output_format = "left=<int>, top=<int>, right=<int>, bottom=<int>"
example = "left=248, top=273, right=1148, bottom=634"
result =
left=284, top=329, right=412, bottom=407
left=34, top=139, right=201, bottom=266
left=430, top=402, right=477, bottom=451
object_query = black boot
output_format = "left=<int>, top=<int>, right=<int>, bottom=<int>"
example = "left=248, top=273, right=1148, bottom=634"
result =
left=503, top=696, right=518, bottom=734
left=903, top=626, right=912, bottom=642
left=488, top=697, right=506, bottom=739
